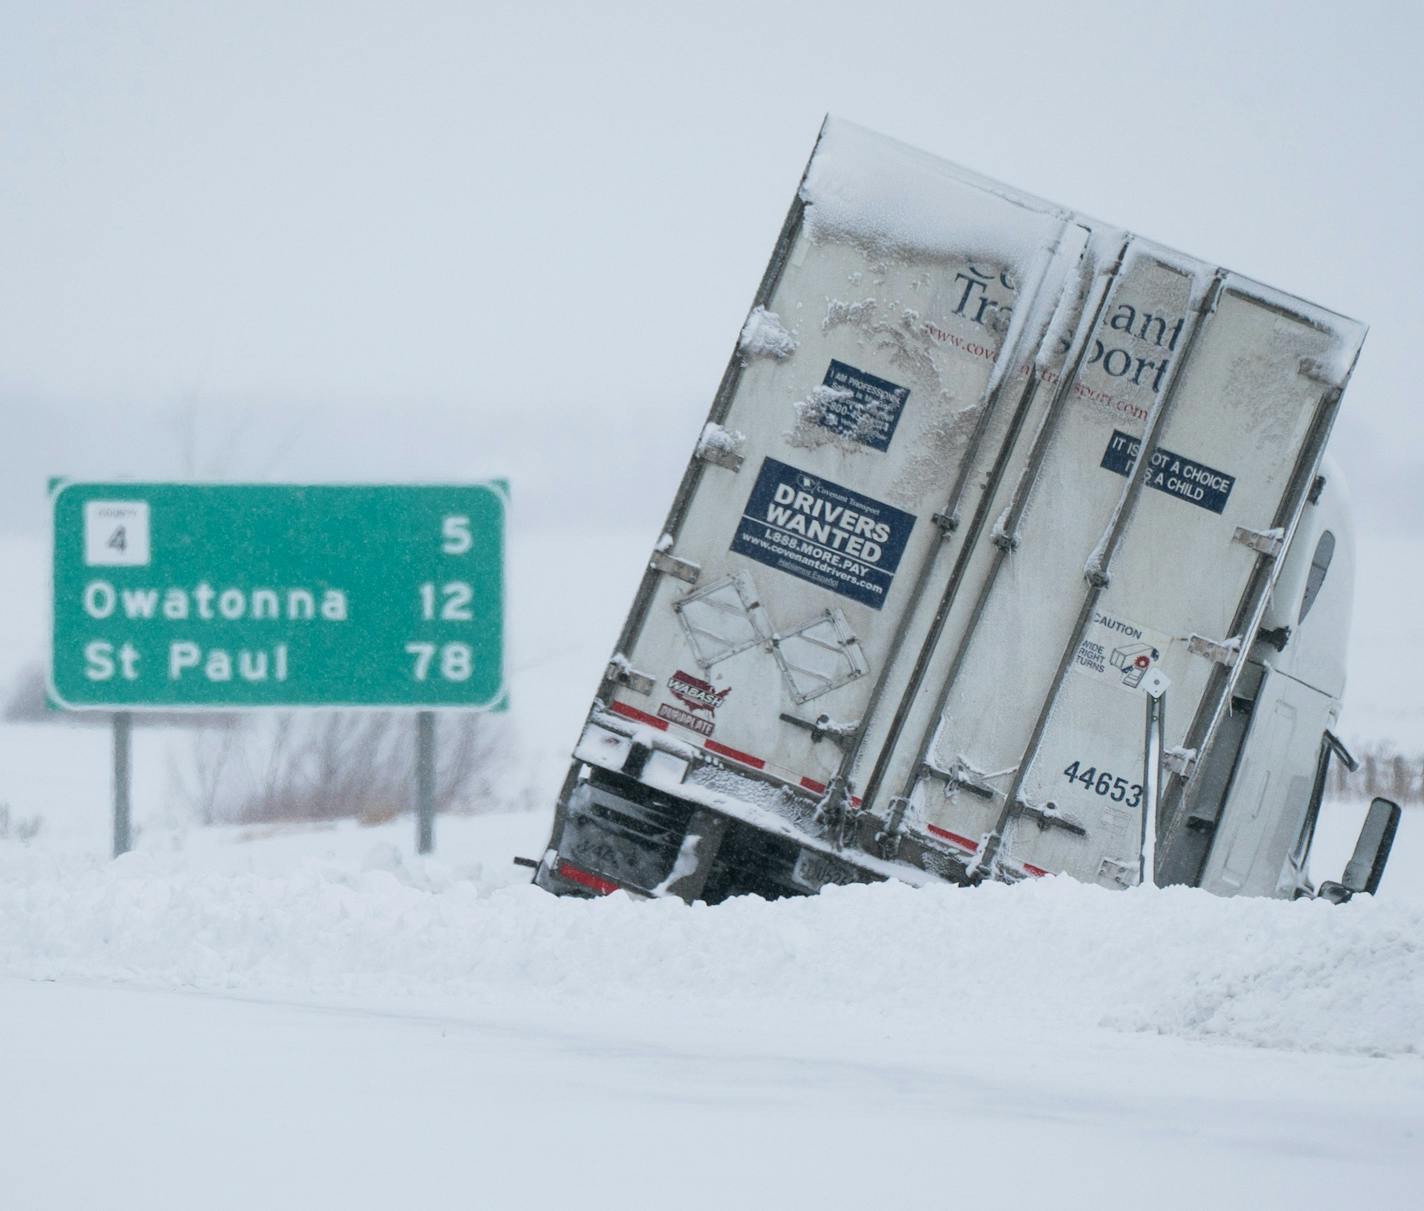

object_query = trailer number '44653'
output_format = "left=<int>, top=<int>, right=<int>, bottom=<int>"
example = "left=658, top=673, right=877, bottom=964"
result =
left=1063, top=762, right=1143, bottom=807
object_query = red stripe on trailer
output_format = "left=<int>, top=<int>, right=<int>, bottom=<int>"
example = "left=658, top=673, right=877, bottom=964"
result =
left=704, top=739, right=766, bottom=769
left=608, top=705, right=826, bottom=799
left=1021, top=863, right=1050, bottom=878
left=609, top=700, right=668, bottom=730
left=927, top=823, right=979, bottom=852
left=556, top=860, right=620, bottom=895
left=797, top=777, right=861, bottom=807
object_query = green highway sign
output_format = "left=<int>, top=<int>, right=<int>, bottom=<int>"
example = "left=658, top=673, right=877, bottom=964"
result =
left=50, top=482, right=506, bottom=710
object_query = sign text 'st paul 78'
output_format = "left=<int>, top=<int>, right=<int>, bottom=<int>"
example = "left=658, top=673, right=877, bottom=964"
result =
left=50, top=483, right=506, bottom=710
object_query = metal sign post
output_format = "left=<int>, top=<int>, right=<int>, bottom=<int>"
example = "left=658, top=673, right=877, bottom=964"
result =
left=416, top=711, right=435, bottom=855
left=50, top=482, right=507, bottom=856
left=1139, top=668, right=1170, bottom=887
left=112, top=711, right=132, bottom=857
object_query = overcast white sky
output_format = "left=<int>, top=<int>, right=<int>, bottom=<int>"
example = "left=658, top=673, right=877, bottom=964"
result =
left=2, top=1, right=1421, bottom=733
left=3, top=0, right=1421, bottom=529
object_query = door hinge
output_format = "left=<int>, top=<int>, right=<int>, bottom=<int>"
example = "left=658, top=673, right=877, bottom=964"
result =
left=1188, top=633, right=1240, bottom=667
left=606, top=660, right=655, bottom=696
left=694, top=443, right=744, bottom=473
left=1163, top=746, right=1197, bottom=779
left=694, top=424, right=745, bottom=472
left=650, top=548, right=701, bottom=584
left=1233, top=525, right=1284, bottom=558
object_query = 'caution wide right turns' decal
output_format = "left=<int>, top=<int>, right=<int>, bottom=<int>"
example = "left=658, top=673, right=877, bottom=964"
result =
left=1071, top=610, right=1174, bottom=694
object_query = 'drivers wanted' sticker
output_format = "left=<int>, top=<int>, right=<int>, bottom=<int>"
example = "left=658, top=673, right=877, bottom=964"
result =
left=731, top=458, right=915, bottom=610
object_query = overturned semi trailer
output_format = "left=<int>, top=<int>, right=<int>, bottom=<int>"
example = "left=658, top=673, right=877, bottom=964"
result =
left=535, top=118, right=1397, bottom=904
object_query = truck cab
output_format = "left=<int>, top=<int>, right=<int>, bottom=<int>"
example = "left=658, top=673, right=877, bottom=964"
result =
left=1182, top=461, right=1396, bottom=900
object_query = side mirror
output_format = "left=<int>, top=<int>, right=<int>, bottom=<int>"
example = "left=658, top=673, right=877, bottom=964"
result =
left=1318, top=797, right=1401, bottom=903
left=1343, top=797, right=1401, bottom=895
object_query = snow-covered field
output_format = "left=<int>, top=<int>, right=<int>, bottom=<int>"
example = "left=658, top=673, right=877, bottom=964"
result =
left=1, top=796, right=1421, bottom=1209
left=7, top=969, right=1416, bottom=1211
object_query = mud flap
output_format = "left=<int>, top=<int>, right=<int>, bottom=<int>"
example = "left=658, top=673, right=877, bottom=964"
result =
left=655, top=809, right=731, bottom=902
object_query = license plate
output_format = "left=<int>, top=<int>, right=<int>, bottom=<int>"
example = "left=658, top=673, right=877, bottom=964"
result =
left=790, top=847, right=857, bottom=891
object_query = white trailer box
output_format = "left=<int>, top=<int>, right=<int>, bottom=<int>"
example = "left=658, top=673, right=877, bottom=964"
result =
left=536, top=119, right=1385, bottom=903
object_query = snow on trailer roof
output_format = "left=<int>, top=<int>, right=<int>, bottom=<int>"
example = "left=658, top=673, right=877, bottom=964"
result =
left=800, top=117, right=1069, bottom=267
left=800, top=117, right=1367, bottom=365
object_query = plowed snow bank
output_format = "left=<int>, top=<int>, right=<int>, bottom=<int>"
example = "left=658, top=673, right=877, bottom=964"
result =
left=2, top=839, right=1418, bottom=1058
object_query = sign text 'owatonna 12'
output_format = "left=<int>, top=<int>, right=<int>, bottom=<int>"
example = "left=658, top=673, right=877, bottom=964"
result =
left=50, top=482, right=507, bottom=710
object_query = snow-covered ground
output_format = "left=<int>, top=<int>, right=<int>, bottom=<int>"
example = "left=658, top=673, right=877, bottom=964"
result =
left=7, top=966, right=1418, bottom=1209
left=4, top=971, right=1420, bottom=1211
left=0, top=799, right=1421, bottom=1209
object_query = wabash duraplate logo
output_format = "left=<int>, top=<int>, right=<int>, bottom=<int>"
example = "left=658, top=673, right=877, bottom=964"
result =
left=658, top=669, right=730, bottom=737
left=668, top=669, right=730, bottom=714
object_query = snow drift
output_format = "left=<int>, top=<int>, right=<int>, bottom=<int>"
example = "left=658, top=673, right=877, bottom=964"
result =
left=2, top=837, right=1418, bottom=1059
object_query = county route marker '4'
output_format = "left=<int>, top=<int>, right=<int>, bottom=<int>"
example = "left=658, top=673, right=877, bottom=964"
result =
left=50, top=482, right=507, bottom=710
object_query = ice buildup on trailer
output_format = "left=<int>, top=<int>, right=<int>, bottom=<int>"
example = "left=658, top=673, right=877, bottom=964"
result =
left=534, top=118, right=1400, bottom=904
